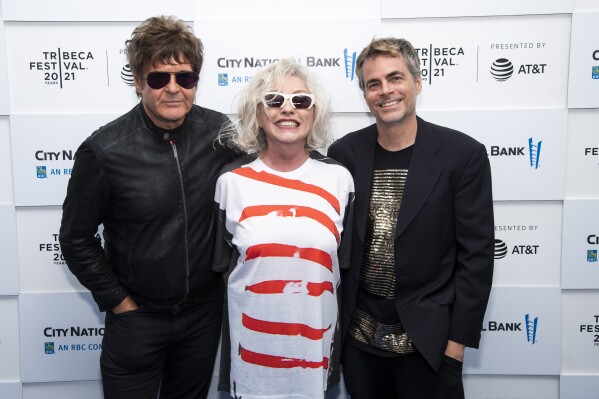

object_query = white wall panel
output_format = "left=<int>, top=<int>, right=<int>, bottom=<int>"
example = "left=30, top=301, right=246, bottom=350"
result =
left=195, top=19, right=380, bottom=114
left=0, top=297, right=20, bottom=381
left=560, top=375, right=599, bottom=398
left=574, top=0, right=599, bottom=12
left=17, top=206, right=87, bottom=293
left=567, top=12, right=599, bottom=108
left=22, top=380, right=102, bottom=399
left=464, top=375, right=559, bottom=399
left=492, top=201, right=562, bottom=287
left=0, top=382, right=21, bottom=399
left=0, top=6, right=9, bottom=115
left=0, top=117, right=13, bottom=203
left=10, top=114, right=118, bottom=206
left=561, top=291, right=599, bottom=373
left=565, top=109, right=599, bottom=198
left=419, top=109, right=567, bottom=201
left=382, top=0, right=572, bottom=18
left=19, top=292, right=103, bottom=383
left=195, top=0, right=379, bottom=20
left=330, top=113, right=375, bottom=141
left=561, top=199, right=599, bottom=288
left=380, top=15, right=570, bottom=110
left=0, top=205, right=18, bottom=294
left=5, top=22, right=140, bottom=114
left=0, top=0, right=194, bottom=21
left=464, top=287, right=561, bottom=375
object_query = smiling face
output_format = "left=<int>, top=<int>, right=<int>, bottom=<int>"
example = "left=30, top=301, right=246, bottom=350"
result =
left=362, top=55, right=422, bottom=127
left=258, top=74, right=315, bottom=154
left=134, top=61, right=197, bottom=130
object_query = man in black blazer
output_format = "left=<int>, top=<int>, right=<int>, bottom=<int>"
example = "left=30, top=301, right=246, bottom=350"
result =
left=327, top=37, right=494, bottom=399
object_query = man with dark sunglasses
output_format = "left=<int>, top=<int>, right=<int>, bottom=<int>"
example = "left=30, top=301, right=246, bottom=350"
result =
left=328, top=37, right=494, bottom=399
left=59, top=15, right=237, bottom=398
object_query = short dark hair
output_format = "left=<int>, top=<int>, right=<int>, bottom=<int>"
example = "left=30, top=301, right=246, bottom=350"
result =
left=356, top=37, right=421, bottom=91
left=125, top=15, right=203, bottom=84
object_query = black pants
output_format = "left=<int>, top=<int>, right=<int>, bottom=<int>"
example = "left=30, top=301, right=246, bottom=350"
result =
left=100, top=298, right=223, bottom=399
left=342, top=342, right=464, bottom=399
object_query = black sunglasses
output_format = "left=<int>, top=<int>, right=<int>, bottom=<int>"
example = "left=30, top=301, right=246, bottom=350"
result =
left=145, top=71, right=199, bottom=89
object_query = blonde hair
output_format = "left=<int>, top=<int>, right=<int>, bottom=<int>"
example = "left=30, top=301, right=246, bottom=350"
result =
left=218, top=58, right=332, bottom=154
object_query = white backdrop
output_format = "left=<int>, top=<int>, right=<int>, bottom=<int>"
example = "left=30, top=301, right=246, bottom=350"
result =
left=0, top=0, right=598, bottom=398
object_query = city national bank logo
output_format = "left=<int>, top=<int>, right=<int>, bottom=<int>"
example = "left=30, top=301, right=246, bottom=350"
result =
left=587, top=234, right=598, bottom=263
left=218, top=73, right=228, bottom=86
left=43, top=326, right=105, bottom=354
left=343, top=48, right=356, bottom=81
left=45, top=342, right=55, bottom=354
left=489, top=137, right=543, bottom=169
left=29, top=48, right=95, bottom=88
left=528, top=138, right=542, bottom=169
left=482, top=313, right=540, bottom=344
left=36, top=166, right=47, bottom=179
left=34, top=150, right=74, bottom=179
left=525, top=314, right=538, bottom=344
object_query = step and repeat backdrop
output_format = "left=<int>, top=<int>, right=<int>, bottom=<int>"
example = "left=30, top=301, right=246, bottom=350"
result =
left=1, top=0, right=598, bottom=398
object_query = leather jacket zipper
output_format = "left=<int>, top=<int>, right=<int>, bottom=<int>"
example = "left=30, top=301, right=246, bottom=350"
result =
left=170, top=139, right=191, bottom=302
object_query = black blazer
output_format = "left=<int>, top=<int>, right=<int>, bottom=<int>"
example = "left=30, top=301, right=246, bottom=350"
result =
left=327, top=116, right=494, bottom=371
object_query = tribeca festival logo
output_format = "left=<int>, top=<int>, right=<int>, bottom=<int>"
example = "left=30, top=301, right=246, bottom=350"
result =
left=39, top=233, right=66, bottom=265
left=587, top=234, right=598, bottom=263
left=343, top=48, right=356, bottom=81
left=34, top=149, right=74, bottom=179
left=415, top=45, right=465, bottom=85
left=579, top=315, right=599, bottom=347
left=28, top=48, right=95, bottom=88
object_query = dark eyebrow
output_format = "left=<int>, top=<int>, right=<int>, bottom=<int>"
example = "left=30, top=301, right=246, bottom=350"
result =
left=386, top=70, right=405, bottom=79
left=365, top=70, right=405, bottom=87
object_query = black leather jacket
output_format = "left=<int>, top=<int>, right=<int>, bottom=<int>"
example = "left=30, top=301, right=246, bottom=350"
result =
left=59, top=103, right=237, bottom=313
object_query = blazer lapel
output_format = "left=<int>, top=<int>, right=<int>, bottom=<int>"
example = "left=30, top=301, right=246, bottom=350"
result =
left=352, top=125, right=377, bottom=244
left=395, top=117, right=445, bottom=239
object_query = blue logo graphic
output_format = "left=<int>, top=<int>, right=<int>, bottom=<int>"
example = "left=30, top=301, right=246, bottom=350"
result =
left=343, top=49, right=356, bottom=81
left=525, top=314, right=538, bottom=344
left=528, top=138, right=542, bottom=169
left=588, top=249, right=597, bottom=262
left=37, top=166, right=47, bottom=178
left=592, top=66, right=599, bottom=80
left=45, top=342, right=55, bottom=354
left=218, top=73, right=228, bottom=86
